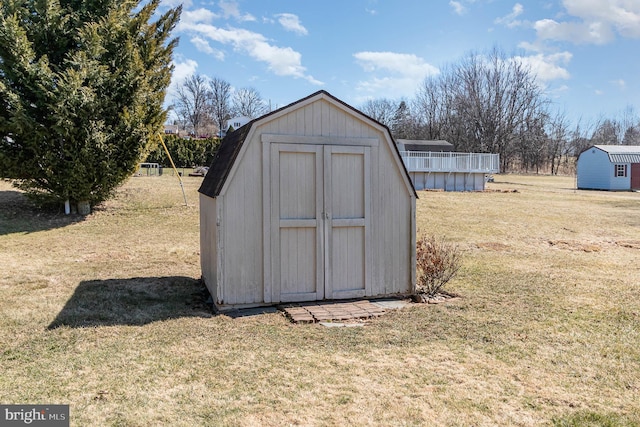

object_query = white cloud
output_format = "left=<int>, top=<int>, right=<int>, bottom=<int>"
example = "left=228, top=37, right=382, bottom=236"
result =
left=169, top=58, right=198, bottom=94
left=450, top=1, right=467, bottom=15
left=534, top=18, right=614, bottom=44
left=190, top=36, right=225, bottom=60
left=219, top=1, right=256, bottom=22
left=595, top=89, right=604, bottom=95
left=611, top=78, right=626, bottom=88
left=353, top=51, right=439, bottom=98
left=533, top=0, right=640, bottom=44
left=563, top=0, right=640, bottom=38
left=179, top=20, right=322, bottom=85
left=517, top=40, right=543, bottom=52
left=513, top=51, right=572, bottom=82
left=276, top=13, right=308, bottom=35
left=181, top=8, right=219, bottom=26
left=366, top=8, right=378, bottom=15
left=495, top=3, right=524, bottom=28
left=355, top=52, right=439, bottom=77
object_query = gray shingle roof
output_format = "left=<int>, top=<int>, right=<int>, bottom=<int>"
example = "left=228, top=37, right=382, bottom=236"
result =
left=594, top=145, right=640, bottom=163
left=397, top=139, right=453, bottom=152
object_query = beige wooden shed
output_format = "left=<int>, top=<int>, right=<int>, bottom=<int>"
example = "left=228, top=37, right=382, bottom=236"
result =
left=199, top=91, right=417, bottom=308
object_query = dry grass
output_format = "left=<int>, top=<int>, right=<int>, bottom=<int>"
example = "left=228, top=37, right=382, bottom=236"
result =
left=1, top=173, right=639, bottom=426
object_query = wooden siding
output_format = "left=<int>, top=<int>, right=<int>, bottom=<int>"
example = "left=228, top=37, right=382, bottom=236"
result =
left=199, top=194, right=218, bottom=299
left=201, top=92, right=415, bottom=306
left=259, top=99, right=380, bottom=140
left=371, top=134, right=413, bottom=296
left=218, top=138, right=264, bottom=305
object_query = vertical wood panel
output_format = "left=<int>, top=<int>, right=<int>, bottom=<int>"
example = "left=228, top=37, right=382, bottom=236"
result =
left=331, top=153, right=364, bottom=218
left=312, top=101, right=321, bottom=136
left=321, top=100, right=330, bottom=136
left=280, top=228, right=317, bottom=294
left=331, top=227, right=365, bottom=292
left=279, top=151, right=316, bottom=219
left=271, top=144, right=324, bottom=302
left=326, top=146, right=369, bottom=298
left=222, top=138, right=264, bottom=304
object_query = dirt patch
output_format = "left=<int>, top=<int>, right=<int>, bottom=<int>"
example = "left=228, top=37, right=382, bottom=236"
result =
left=616, top=240, right=640, bottom=249
left=483, top=189, right=520, bottom=193
left=547, top=240, right=602, bottom=252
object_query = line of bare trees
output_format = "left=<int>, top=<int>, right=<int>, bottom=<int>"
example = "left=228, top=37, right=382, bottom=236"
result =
left=171, top=75, right=270, bottom=137
left=361, top=48, right=640, bottom=174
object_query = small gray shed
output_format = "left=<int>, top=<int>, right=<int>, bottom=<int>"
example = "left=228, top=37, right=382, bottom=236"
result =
left=577, top=145, right=640, bottom=191
left=199, top=91, right=417, bottom=308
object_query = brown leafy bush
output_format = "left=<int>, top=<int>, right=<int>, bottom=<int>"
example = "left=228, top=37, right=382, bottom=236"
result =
left=416, top=234, right=462, bottom=297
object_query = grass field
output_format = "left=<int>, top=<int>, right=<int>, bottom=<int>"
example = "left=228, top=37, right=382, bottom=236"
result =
left=1, top=174, right=639, bottom=426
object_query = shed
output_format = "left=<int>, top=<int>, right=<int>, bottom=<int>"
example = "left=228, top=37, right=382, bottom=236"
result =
left=198, top=91, right=417, bottom=308
left=577, top=145, right=640, bottom=191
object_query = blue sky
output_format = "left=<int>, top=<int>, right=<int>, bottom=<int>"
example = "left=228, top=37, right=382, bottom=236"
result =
left=159, top=0, right=640, bottom=125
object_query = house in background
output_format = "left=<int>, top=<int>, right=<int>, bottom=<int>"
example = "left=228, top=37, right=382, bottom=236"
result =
left=163, top=124, right=179, bottom=135
left=397, top=139, right=499, bottom=191
left=199, top=90, right=416, bottom=309
left=577, top=145, right=640, bottom=191
left=221, top=116, right=252, bottom=137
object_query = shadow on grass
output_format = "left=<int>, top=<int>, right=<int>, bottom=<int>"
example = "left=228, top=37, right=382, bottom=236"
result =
left=48, top=276, right=213, bottom=329
left=0, top=190, right=84, bottom=235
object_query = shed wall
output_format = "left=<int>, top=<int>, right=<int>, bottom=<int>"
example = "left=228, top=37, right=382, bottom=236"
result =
left=219, top=137, right=264, bottom=305
left=199, top=194, right=218, bottom=298
left=577, top=148, right=612, bottom=190
left=372, top=138, right=413, bottom=295
left=611, top=165, right=631, bottom=190
left=207, top=96, right=414, bottom=306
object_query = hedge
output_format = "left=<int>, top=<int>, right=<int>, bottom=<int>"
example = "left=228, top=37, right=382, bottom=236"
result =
left=145, top=135, right=221, bottom=168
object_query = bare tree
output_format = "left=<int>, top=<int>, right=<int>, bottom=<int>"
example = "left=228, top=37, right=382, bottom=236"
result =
left=232, top=87, right=268, bottom=118
left=590, top=118, right=620, bottom=145
left=360, top=98, right=398, bottom=129
left=622, top=124, right=640, bottom=145
left=455, top=49, right=548, bottom=169
left=546, top=112, right=571, bottom=175
left=569, top=119, right=594, bottom=158
left=391, top=100, right=417, bottom=139
left=209, top=77, right=232, bottom=137
left=173, top=74, right=211, bottom=136
left=414, top=75, right=452, bottom=140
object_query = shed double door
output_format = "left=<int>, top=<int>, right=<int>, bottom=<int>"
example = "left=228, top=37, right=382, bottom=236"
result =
left=269, top=143, right=371, bottom=302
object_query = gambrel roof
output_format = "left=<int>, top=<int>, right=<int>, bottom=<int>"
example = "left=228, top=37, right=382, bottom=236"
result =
left=592, top=145, right=640, bottom=163
left=199, top=90, right=416, bottom=198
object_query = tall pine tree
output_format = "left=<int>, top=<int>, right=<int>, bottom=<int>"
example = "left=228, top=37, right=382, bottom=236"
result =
left=0, top=0, right=181, bottom=211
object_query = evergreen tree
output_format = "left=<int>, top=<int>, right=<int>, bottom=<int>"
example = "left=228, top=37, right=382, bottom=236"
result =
left=0, top=0, right=181, bottom=211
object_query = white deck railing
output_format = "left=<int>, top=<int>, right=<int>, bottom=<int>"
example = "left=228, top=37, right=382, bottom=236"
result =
left=400, top=151, right=500, bottom=173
